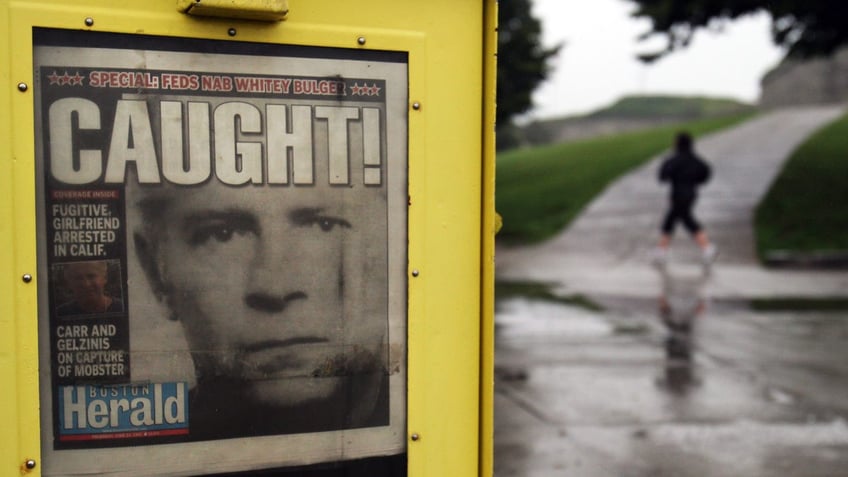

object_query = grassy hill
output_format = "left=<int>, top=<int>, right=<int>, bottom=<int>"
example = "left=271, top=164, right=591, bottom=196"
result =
left=586, top=95, right=754, bottom=119
left=507, top=95, right=755, bottom=148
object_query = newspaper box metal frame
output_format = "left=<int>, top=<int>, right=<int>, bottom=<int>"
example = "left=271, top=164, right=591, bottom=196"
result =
left=0, top=0, right=496, bottom=476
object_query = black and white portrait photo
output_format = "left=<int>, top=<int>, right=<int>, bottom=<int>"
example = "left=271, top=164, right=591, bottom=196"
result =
left=131, top=160, right=391, bottom=439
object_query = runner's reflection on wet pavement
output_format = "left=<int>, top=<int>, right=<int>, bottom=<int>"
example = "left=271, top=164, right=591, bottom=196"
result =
left=656, top=261, right=711, bottom=395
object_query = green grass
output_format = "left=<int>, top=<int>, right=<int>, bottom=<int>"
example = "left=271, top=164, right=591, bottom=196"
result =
left=496, top=113, right=755, bottom=244
left=755, top=112, right=848, bottom=257
left=750, top=298, right=848, bottom=312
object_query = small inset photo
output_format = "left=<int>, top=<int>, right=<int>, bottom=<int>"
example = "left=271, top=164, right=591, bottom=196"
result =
left=52, top=259, right=124, bottom=316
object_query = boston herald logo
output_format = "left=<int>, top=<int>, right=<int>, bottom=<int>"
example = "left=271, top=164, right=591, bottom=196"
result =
left=61, top=383, right=187, bottom=431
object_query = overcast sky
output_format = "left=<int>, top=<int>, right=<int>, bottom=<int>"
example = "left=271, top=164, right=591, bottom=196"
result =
left=527, top=0, right=787, bottom=119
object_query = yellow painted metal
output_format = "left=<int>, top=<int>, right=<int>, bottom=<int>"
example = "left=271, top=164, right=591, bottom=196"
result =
left=479, top=3, right=498, bottom=476
left=1, top=1, right=41, bottom=474
left=0, top=0, right=496, bottom=475
left=177, top=0, right=289, bottom=21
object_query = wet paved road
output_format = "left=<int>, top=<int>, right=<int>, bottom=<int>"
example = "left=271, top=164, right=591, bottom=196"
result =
left=494, top=106, right=848, bottom=476
left=495, top=289, right=848, bottom=476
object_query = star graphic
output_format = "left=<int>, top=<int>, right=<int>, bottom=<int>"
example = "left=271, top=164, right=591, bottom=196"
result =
left=350, top=82, right=363, bottom=95
left=369, top=84, right=381, bottom=96
left=59, top=72, right=72, bottom=86
left=70, top=72, right=84, bottom=86
left=48, top=71, right=61, bottom=85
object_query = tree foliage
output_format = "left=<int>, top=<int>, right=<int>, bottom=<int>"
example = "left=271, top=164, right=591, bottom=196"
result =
left=497, top=0, right=560, bottom=126
left=629, top=0, right=848, bottom=62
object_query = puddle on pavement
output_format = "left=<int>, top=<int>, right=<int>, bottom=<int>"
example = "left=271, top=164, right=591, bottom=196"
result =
left=494, top=266, right=848, bottom=476
left=495, top=267, right=848, bottom=400
left=495, top=297, right=613, bottom=339
left=495, top=268, right=712, bottom=396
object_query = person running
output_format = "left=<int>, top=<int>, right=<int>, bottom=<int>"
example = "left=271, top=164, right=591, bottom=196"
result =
left=653, top=131, right=717, bottom=265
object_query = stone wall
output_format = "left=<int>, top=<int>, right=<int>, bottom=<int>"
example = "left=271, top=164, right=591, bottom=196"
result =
left=760, top=47, right=848, bottom=108
left=549, top=117, right=679, bottom=143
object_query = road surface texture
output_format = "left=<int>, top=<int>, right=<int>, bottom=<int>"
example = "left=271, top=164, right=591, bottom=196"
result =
left=494, top=105, right=848, bottom=477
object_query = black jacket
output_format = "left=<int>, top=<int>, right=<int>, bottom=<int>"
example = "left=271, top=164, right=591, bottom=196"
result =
left=659, top=152, right=711, bottom=199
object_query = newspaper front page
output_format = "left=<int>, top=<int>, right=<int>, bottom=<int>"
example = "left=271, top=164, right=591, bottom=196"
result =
left=34, top=28, right=407, bottom=476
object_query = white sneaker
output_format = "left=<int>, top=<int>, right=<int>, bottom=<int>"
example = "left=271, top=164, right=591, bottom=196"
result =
left=702, top=244, right=718, bottom=264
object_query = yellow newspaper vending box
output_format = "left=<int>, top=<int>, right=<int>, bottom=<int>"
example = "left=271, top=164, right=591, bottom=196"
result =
left=0, top=1, right=496, bottom=475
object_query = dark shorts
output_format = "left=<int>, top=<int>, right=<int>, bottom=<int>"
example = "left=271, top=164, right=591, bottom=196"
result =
left=661, top=194, right=701, bottom=235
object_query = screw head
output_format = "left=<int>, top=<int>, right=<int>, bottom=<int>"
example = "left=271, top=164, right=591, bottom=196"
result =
left=410, top=433, right=420, bottom=441
left=84, top=17, right=94, bottom=27
left=357, top=36, right=366, bottom=45
left=412, top=101, right=421, bottom=110
left=411, top=269, right=419, bottom=277
left=228, top=28, right=237, bottom=37
left=17, top=82, right=28, bottom=92
left=25, top=459, right=37, bottom=469
left=22, top=274, right=33, bottom=283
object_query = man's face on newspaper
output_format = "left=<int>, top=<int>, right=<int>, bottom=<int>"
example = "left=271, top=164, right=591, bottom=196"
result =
left=135, top=180, right=386, bottom=408
left=65, top=261, right=108, bottom=305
